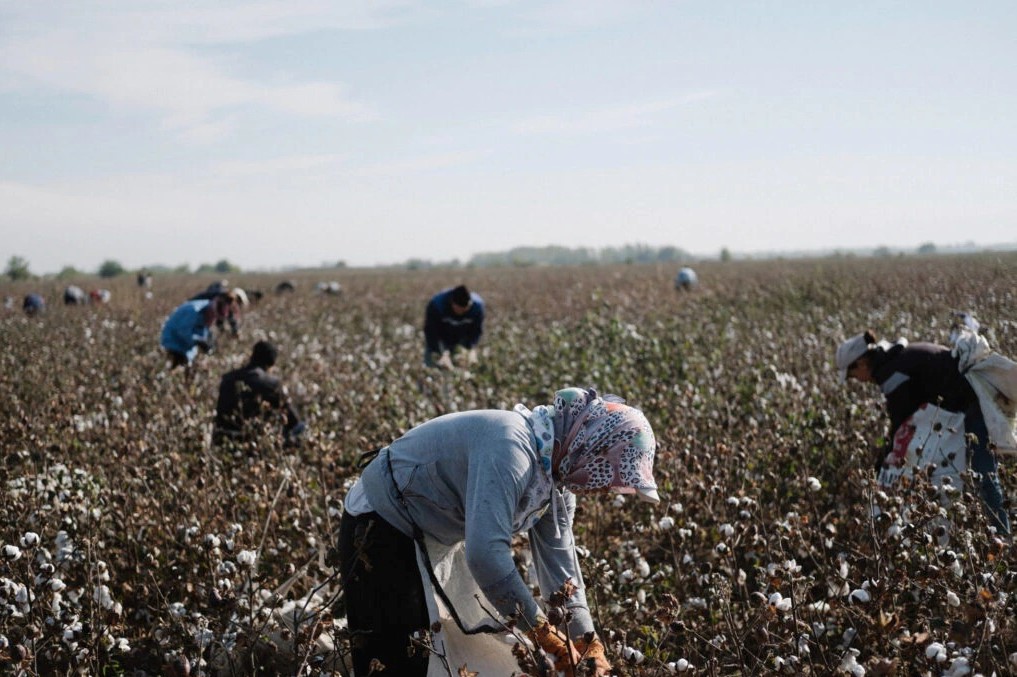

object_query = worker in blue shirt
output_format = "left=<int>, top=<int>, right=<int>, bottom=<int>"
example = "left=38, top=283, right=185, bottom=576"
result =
left=160, top=296, right=229, bottom=369
left=423, top=285, right=485, bottom=369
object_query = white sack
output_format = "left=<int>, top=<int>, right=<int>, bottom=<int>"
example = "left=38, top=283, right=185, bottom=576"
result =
left=877, top=403, right=967, bottom=489
left=417, top=537, right=525, bottom=677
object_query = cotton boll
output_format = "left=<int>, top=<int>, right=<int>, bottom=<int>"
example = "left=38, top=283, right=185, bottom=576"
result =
left=848, top=589, right=870, bottom=604
left=925, top=642, right=947, bottom=662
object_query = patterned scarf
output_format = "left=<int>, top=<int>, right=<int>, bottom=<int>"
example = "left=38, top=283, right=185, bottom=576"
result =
left=514, top=388, right=658, bottom=532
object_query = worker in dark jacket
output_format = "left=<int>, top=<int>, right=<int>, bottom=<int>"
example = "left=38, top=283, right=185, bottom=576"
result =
left=213, top=341, right=305, bottom=447
left=837, top=330, right=1010, bottom=535
left=423, top=284, right=485, bottom=369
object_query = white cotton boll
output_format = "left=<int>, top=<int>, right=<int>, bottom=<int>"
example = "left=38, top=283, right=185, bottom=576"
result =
left=612, top=494, right=626, bottom=508
left=719, top=523, right=735, bottom=537
left=622, top=646, right=645, bottom=664
left=848, top=589, right=870, bottom=604
left=715, top=543, right=729, bottom=554
left=837, top=648, right=865, bottom=676
left=1008, top=651, right=1017, bottom=667
left=636, top=559, right=650, bottom=578
left=637, top=589, right=646, bottom=604
left=944, top=656, right=971, bottom=676
left=658, top=516, right=675, bottom=531
left=20, top=532, right=40, bottom=548
left=168, top=602, right=186, bottom=618
left=926, top=642, right=947, bottom=662
left=2, top=545, right=22, bottom=561
left=50, top=579, right=66, bottom=592
left=671, top=502, right=685, bottom=514
left=93, top=585, right=115, bottom=611
left=807, top=477, right=822, bottom=492
left=946, top=591, right=961, bottom=607
left=620, top=569, right=636, bottom=582
left=236, top=550, right=257, bottom=568
left=768, top=592, right=792, bottom=611
left=203, top=534, right=221, bottom=549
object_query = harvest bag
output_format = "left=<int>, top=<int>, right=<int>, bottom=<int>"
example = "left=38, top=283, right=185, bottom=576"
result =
left=952, top=325, right=1017, bottom=455
left=877, top=403, right=967, bottom=489
left=415, top=537, right=524, bottom=676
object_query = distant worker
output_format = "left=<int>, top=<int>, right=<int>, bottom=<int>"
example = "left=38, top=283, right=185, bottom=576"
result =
left=190, top=283, right=246, bottom=337
left=137, top=270, right=153, bottom=289
left=212, top=341, right=305, bottom=447
left=63, top=285, right=87, bottom=305
left=424, top=284, right=485, bottom=369
left=89, top=289, right=112, bottom=304
left=23, top=293, right=45, bottom=316
left=675, top=267, right=698, bottom=291
left=160, top=296, right=229, bottom=369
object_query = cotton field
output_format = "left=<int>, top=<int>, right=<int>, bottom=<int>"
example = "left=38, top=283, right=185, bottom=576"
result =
left=2, top=255, right=1016, bottom=676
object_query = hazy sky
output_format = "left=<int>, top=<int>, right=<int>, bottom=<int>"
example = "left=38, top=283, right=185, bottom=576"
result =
left=2, top=1, right=1015, bottom=273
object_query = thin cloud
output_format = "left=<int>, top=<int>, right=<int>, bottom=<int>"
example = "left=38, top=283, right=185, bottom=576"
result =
left=211, top=154, right=347, bottom=178
left=512, top=91, right=718, bottom=136
left=0, top=2, right=391, bottom=140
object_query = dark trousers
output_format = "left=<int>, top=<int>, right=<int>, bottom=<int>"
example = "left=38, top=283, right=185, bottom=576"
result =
left=965, top=406, right=1011, bottom=536
left=338, top=511, right=430, bottom=676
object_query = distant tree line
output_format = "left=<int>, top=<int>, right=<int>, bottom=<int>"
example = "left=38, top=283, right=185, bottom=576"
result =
left=468, top=243, right=694, bottom=268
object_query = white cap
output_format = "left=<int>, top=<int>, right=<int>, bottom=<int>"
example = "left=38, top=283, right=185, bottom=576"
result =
left=835, top=334, right=869, bottom=383
left=636, top=487, right=660, bottom=503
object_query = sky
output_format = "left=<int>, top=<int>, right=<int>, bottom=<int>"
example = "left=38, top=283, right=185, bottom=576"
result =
left=1, top=1, right=1015, bottom=274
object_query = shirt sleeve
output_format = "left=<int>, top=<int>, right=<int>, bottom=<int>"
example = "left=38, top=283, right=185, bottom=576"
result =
left=423, top=298, right=442, bottom=353
left=463, top=447, right=542, bottom=625
left=529, top=490, right=594, bottom=636
left=464, top=301, right=484, bottom=348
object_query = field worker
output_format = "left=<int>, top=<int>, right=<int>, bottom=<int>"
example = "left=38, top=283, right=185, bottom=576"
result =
left=338, top=387, right=657, bottom=676
left=837, top=329, right=1010, bottom=535
left=22, top=293, right=45, bottom=316
left=160, top=296, right=228, bottom=369
left=212, top=340, right=305, bottom=447
left=63, top=285, right=87, bottom=305
left=190, top=284, right=245, bottom=337
left=675, top=266, right=698, bottom=291
left=423, top=284, right=485, bottom=369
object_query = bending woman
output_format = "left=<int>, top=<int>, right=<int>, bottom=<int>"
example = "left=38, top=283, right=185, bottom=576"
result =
left=338, top=387, right=659, bottom=676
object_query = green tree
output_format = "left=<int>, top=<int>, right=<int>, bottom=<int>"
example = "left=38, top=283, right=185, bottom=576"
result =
left=57, top=265, right=81, bottom=279
left=98, top=259, right=125, bottom=278
left=213, top=259, right=239, bottom=274
left=916, top=242, right=937, bottom=255
left=720, top=247, right=732, bottom=262
left=5, top=256, right=31, bottom=281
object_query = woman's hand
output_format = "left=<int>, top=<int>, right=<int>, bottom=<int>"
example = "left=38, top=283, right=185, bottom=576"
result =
left=527, top=621, right=582, bottom=675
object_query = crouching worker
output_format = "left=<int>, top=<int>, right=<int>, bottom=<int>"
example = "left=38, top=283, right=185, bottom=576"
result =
left=337, top=387, right=658, bottom=676
left=423, top=284, right=484, bottom=370
left=160, top=296, right=229, bottom=370
left=837, top=328, right=1010, bottom=536
left=212, top=341, right=305, bottom=448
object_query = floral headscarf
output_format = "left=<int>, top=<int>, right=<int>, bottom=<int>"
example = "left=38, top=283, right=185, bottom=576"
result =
left=550, top=387, right=658, bottom=496
left=514, top=387, right=658, bottom=531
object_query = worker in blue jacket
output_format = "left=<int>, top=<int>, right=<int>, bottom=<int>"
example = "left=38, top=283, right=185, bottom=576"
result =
left=160, top=296, right=228, bottom=369
left=423, top=284, right=485, bottom=369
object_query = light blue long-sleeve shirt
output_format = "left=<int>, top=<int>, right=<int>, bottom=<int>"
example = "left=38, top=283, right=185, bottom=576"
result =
left=160, top=300, right=212, bottom=363
left=354, top=409, right=594, bottom=635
